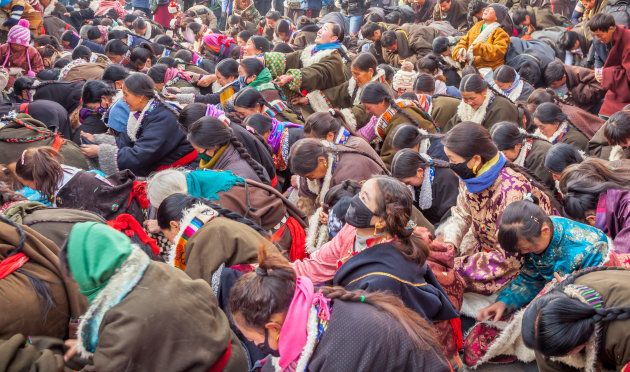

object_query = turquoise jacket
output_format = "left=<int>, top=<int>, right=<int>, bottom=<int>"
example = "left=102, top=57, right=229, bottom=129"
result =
left=497, top=216, right=610, bottom=311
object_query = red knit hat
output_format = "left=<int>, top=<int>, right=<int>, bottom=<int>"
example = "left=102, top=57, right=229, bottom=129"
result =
left=168, top=1, right=181, bottom=13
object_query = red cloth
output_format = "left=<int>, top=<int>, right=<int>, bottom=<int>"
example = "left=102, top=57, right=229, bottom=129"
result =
left=272, top=216, right=307, bottom=262
left=0, top=252, right=29, bottom=280
left=156, top=150, right=198, bottom=172
left=600, top=25, right=630, bottom=117
left=127, top=181, right=151, bottom=210
left=107, top=214, right=160, bottom=256
left=153, top=4, right=175, bottom=29
left=208, top=341, right=231, bottom=372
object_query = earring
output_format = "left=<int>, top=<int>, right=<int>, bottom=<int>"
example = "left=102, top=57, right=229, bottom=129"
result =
left=276, top=333, right=279, bottom=342
left=374, top=221, right=384, bottom=236
left=472, top=164, right=478, bottom=175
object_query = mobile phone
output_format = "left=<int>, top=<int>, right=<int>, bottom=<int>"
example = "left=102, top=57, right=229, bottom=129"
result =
left=81, top=136, right=95, bottom=145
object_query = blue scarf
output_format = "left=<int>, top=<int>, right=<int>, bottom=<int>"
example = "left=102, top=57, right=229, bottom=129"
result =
left=462, top=153, right=507, bottom=193
left=311, top=41, right=342, bottom=55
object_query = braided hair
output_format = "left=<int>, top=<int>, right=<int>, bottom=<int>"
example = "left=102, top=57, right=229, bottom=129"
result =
left=522, top=266, right=630, bottom=357
left=460, top=73, right=508, bottom=101
left=242, top=113, right=275, bottom=155
left=489, top=121, right=548, bottom=151
left=391, top=148, right=450, bottom=179
left=187, top=117, right=271, bottom=185
left=157, top=193, right=269, bottom=237
left=123, top=73, right=181, bottom=118
left=390, top=124, right=443, bottom=151
left=229, top=244, right=440, bottom=355
left=533, top=102, right=589, bottom=140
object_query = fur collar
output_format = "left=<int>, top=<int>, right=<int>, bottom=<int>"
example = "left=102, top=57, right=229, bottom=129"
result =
left=43, top=1, right=58, bottom=17
left=466, top=22, right=501, bottom=64
left=167, top=203, right=219, bottom=266
left=300, top=44, right=347, bottom=68
left=76, top=247, right=150, bottom=358
left=456, top=90, right=494, bottom=124
left=534, top=121, right=569, bottom=144
left=513, top=138, right=533, bottom=167
left=494, top=80, right=524, bottom=103
left=126, top=99, right=156, bottom=142
left=347, top=68, right=386, bottom=106
left=271, top=306, right=319, bottom=372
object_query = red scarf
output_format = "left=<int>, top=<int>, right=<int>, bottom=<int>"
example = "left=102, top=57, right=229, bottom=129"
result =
left=0, top=253, right=29, bottom=280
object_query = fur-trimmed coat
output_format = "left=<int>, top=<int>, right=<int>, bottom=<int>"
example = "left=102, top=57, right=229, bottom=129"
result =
left=445, top=94, right=519, bottom=132
left=452, top=21, right=510, bottom=70
left=564, top=65, right=605, bottom=112
left=431, top=95, right=460, bottom=132
left=75, top=259, right=248, bottom=371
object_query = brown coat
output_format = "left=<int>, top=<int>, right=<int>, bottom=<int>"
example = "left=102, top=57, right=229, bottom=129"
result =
left=559, top=102, right=604, bottom=138
left=432, top=95, right=460, bottom=132
left=446, top=94, right=520, bottom=132
left=0, top=114, right=88, bottom=169
left=561, top=123, right=590, bottom=152
left=535, top=269, right=630, bottom=371
left=0, top=221, right=87, bottom=340
left=524, top=138, right=555, bottom=191
left=182, top=215, right=262, bottom=282
left=214, top=179, right=307, bottom=253
left=564, top=64, right=605, bottom=111
left=383, top=23, right=443, bottom=68
left=61, top=62, right=108, bottom=82
left=81, top=261, right=247, bottom=372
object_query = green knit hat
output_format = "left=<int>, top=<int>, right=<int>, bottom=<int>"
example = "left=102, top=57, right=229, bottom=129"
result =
left=67, top=222, right=133, bottom=303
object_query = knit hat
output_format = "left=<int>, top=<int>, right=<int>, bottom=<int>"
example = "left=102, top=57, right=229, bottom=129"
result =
left=393, top=62, right=417, bottom=93
left=67, top=222, right=133, bottom=303
left=488, top=3, right=508, bottom=23
left=168, top=1, right=181, bottom=13
left=7, top=20, right=31, bottom=47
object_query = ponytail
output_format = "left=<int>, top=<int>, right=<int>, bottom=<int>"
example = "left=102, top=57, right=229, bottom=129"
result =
left=228, top=132, right=271, bottom=185
left=14, top=147, right=64, bottom=200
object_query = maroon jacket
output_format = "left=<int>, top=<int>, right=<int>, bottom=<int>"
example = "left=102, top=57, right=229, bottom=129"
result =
left=600, top=25, right=630, bottom=117
left=565, top=64, right=605, bottom=111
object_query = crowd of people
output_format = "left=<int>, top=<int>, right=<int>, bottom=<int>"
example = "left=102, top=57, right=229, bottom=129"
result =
left=1, top=0, right=630, bottom=370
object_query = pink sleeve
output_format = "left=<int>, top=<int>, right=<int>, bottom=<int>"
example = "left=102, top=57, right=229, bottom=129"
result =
left=291, top=224, right=355, bottom=284
left=357, top=115, right=377, bottom=142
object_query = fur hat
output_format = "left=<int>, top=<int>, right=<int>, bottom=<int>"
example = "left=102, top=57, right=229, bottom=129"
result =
left=7, top=20, right=31, bottom=47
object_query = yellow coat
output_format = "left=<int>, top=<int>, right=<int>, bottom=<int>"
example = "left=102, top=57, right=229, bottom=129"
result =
left=452, top=21, right=510, bottom=71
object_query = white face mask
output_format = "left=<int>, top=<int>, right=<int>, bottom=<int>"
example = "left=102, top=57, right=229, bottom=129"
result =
left=570, top=48, right=583, bottom=55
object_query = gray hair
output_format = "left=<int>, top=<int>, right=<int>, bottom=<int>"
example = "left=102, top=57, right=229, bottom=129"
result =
left=146, top=168, right=188, bottom=207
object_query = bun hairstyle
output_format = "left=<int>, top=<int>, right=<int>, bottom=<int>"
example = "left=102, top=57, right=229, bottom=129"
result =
left=123, top=73, right=180, bottom=118
left=229, top=244, right=442, bottom=355
left=497, top=200, right=548, bottom=253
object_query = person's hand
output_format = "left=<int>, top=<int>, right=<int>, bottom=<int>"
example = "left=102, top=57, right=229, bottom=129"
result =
left=81, top=144, right=99, bottom=158
left=319, top=204, right=328, bottom=225
left=478, top=301, right=507, bottom=322
left=594, top=68, right=603, bottom=83
left=291, top=96, right=309, bottom=106
left=143, top=219, right=161, bottom=234
left=197, top=74, right=217, bottom=87
left=275, top=74, right=293, bottom=87
left=80, top=131, right=95, bottom=143
left=456, top=48, right=467, bottom=63
left=64, top=339, right=78, bottom=362
left=553, top=272, right=564, bottom=283
left=165, top=86, right=181, bottom=94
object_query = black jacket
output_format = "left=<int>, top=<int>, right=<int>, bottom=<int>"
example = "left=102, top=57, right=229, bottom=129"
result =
left=116, top=104, right=197, bottom=177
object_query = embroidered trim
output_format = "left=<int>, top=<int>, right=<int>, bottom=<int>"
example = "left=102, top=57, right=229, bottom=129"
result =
left=168, top=203, right=219, bottom=267
left=347, top=271, right=429, bottom=287
left=126, top=99, right=158, bottom=142
left=534, top=121, right=569, bottom=144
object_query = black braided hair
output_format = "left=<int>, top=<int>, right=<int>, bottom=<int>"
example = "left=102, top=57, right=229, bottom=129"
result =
left=157, top=193, right=269, bottom=237
left=503, top=161, right=563, bottom=213
left=228, top=131, right=271, bottom=185
left=0, top=215, right=55, bottom=318
left=387, top=96, right=439, bottom=132
left=152, top=93, right=181, bottom=118
left=242, top=114, right=275, bottom=156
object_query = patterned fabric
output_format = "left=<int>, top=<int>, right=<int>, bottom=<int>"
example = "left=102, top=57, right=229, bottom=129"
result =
left=375, top=100, right=437, bottom=141
left=264, top=52, right=287, bottom=78
left=286, top=68, right=302, bottom=92
left=233, top=0, right=261, bottom=24
left=497, top=217, right=611, bottom=310
left=444, top=166, right=555, bottom=294
left=464, top=322, right=517, bottom=366
left=58, top=58, right=86, bottom=81
left=173, top=216, right=203, bottom=270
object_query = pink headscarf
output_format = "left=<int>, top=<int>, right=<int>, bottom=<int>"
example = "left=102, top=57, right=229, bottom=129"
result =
left=164, top=67, right=191, bottom=84
left=202, top=33, right=235, bottom=55
left=277, top=276, right=331, bottom=370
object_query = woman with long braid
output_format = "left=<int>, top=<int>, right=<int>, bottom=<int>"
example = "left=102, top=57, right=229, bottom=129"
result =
left=229, top=242, right=452, bottom=372
left=359, top=82, right=437, bottom=169
left=522, top=267, right=630, bottom=371
left=234, top=87, right=304, bottom=125
left=187, top=116, right=271, bottom=185
left=80, top=73, right=198, bottom=177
